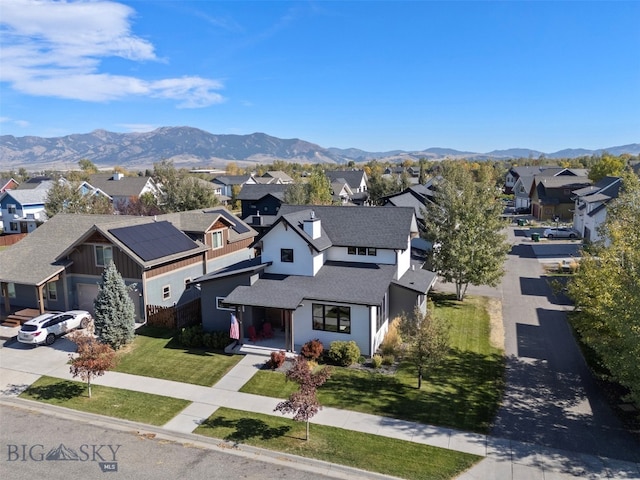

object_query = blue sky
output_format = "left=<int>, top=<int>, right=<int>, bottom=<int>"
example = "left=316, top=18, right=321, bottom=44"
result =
left=1, top=1, right=638, bottom=153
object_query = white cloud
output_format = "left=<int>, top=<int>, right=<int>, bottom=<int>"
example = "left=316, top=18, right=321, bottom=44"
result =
left=0, top=0, right=224, bottom=107
left=0, top=116, right=29, bottom=128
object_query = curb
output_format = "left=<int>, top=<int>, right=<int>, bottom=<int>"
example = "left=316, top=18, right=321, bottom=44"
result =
left=0, top=397, right=405, bottom=480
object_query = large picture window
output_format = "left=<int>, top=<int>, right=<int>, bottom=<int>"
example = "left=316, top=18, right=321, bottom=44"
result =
left=95, top=245, right=113, bottom=267
left=313, top=304, right=351, bottom=334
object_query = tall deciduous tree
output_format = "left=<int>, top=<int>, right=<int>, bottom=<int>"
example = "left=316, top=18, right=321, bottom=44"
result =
left=153, top=160, right=219, bottom=212
left=588, top=153, right=626, bottom=183
left=274, top=355, right=332, bottom=441
left=94, top=262, right=136, bottom=350
left=68, top=326, right=116, bottom=398
left=423, top=162, right=510, bottom=300
left=306, top=167, right=333, bottom=205
left=400, top=307, right=450, bottom=389
left=46, top=180, right=113, bottom=217
left=567, top=172, right=640, bottom=405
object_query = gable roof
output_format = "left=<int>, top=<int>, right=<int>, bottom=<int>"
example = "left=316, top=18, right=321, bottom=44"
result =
left=0, top=209, right=252, bottom=286
left=262, top=171, right=294, bottom=182
left=0, top=214, right=136, bottom=285
left=535, top=175, right=591, bottom=189
left=325, top=170, right=367, bottom=188
left=88, top=173, right=154, bottom=198
left=237, top=184, right=289, bottom=201
left=150, top=208, right=257, bottom=242
left=1, top=182, right=52, bottom=206
left=0, top=178, right=18, bottom=190
left=383, top=191, right=427, bottom=221
left=16, top=177, right=53, bottom=189
left=211, top=175, right=253, bottom=186
left=277, top=204, right=416, bottom=250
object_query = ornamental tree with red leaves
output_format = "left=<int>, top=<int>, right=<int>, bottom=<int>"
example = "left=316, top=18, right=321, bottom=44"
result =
left=274, top=355, right=331, bottom=441
left=68, top=330, right=116, bottom=398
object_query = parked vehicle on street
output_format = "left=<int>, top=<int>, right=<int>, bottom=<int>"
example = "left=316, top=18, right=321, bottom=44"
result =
left=17, top=310, right=92, bottom=346
left=543, top=227, right=579, bottom=239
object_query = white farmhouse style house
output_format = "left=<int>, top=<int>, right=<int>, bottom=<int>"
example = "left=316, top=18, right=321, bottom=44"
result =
left=199, top=205, right=437, bottom=356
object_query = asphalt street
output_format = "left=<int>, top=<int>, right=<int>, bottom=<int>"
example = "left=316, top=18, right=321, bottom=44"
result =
left=492, top=228, right=640, bottom=462
left=0, top=402, right=350, bottom=480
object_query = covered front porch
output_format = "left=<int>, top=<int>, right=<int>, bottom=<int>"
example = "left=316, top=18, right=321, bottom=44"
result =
left=230, top=305, right=296, bottom=353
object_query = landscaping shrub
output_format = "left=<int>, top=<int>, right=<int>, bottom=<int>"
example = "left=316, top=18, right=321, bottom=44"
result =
left=268, top=350, right=287, bottom=369
left=300, top=339, right=324, bottom=360
left=177, top=325, right=204, bottom=348
left=382, top=354, right=395, bottom=366
left=371, top=354, right=383, bottom=369
left=327, top=341, right=360, bottom=366
left=380, top=317, right=402, bottom=356
left=177, top=326, right=230, bottom=350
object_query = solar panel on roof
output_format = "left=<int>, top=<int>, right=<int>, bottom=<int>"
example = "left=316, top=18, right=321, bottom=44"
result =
left=217, top=209, right=251, bottom=234
left=109, top=221, right=199, bottom=262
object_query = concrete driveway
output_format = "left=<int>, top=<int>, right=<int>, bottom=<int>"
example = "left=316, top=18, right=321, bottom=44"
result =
left=0, top=337, right=76, bottom=396
left=491, top=227, right=640, bottom=462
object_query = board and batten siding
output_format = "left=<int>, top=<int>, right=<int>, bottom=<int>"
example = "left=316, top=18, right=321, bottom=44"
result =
left=68, top=243, right=142, bottom=279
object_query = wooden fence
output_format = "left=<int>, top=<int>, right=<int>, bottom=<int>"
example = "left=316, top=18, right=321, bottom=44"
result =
left=0, top=234, right=27, bottom=247
left=146, top=298, right=201, bottom=330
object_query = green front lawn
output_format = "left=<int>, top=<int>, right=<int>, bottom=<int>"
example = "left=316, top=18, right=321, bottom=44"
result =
left=113, top=327, right=241, bottom=386
left=195, top=407, right=480, bottom=480
left=241, top=294, right=505, bottom=433
left=20, top=376, right=190, bottom=425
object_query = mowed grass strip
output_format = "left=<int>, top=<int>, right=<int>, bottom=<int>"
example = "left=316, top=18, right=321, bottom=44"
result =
left=195, top=407, right=480, bottom=480
left=241, top=294, right=505, bottom=433
left=113, top=327, right=241, bottom=386
left=20, top=376, right=190, bottom=425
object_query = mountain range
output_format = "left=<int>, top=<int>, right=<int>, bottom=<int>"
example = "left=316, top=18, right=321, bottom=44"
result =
left=0, top=126, right=638, bottom=170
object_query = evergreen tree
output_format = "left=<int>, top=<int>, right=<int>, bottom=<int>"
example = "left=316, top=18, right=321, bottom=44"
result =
left=94, top=262, right=136, bottom=349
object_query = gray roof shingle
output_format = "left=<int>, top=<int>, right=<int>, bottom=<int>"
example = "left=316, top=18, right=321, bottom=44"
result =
left=224, top=261, right=397, bottom=309
left=277, top=205, right=416, bottom=250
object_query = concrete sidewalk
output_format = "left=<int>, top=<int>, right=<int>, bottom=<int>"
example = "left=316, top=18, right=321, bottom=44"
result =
left=2, top=344, right=639, bottom=480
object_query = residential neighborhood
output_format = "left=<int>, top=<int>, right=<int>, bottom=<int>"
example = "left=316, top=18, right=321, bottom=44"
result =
left=1, top=155, right=639, bottom=480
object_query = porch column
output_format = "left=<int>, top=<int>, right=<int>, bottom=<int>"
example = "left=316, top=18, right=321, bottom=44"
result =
left=285, top=310, right=294, bottom=352
left=1, top=282, right=10, bottom=314
left=36, top=285, right=45, bottom=314
left=236, top=307, right=244, bottom=345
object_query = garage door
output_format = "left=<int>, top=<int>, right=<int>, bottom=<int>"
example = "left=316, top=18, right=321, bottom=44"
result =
left=77, top=283, right=142, bottom=321
left=77, top=283, right=99, bottom=315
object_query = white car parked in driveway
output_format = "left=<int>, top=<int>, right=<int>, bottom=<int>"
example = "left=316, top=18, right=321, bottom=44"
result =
left=543, top=227, right=579, bottom=239
left=17, top=310, right=92, bottom=346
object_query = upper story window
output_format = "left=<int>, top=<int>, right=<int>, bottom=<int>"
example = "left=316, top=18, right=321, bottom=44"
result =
left=162, top=285, right=171, bottom=300
left=212, top=230, right=223, bottom=249
left=7, top=204, right=17, bottom=214
left=95, top=245, right=113, bottom=267
left=348, top=246, right=376, bottom=256
left=281, top=248, right=294, bottom=263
